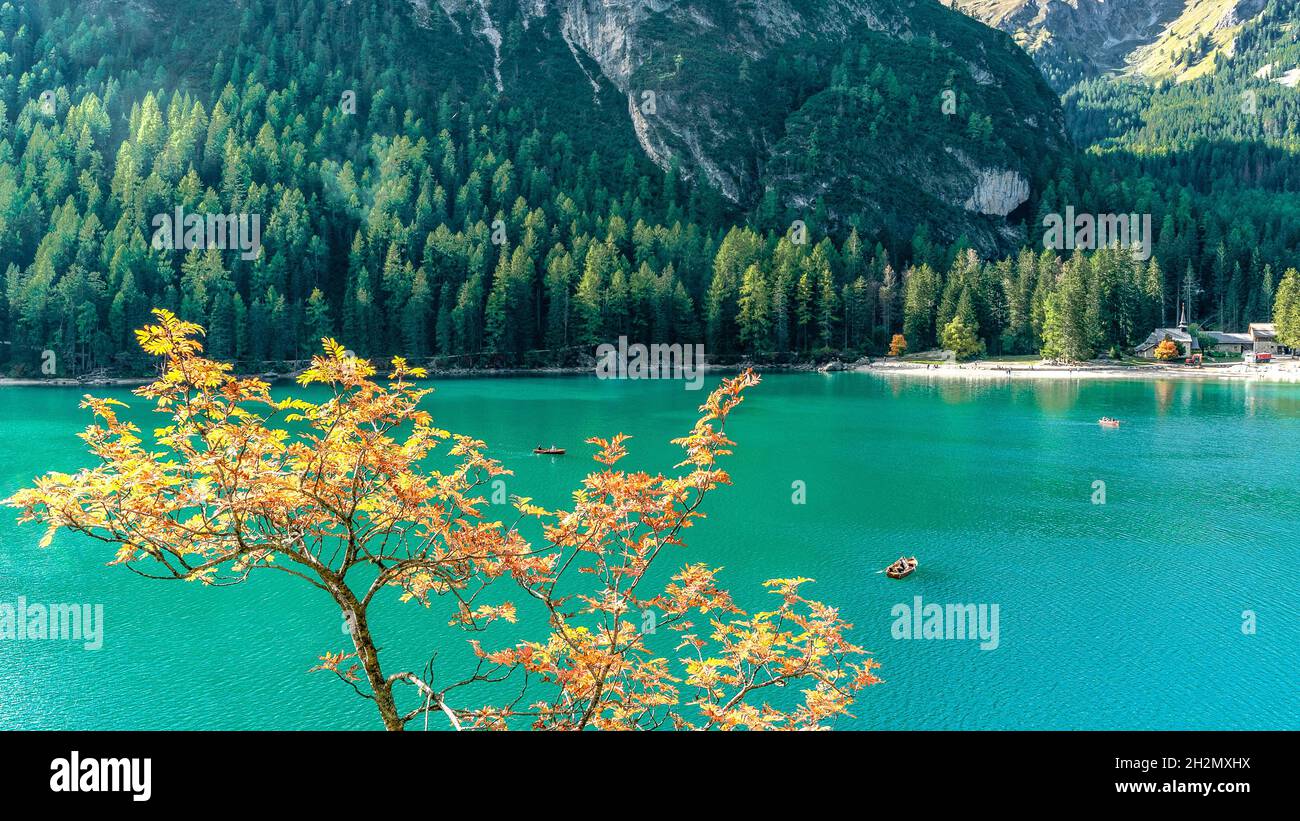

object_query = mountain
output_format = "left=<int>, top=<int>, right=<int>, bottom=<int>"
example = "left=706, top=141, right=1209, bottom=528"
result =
left=429, top=0, right=1069, bottom=249
left=73, top=0, right=1068, bottom=251
left=4, top=0, right=1296, bottom=378
left=35, top=0, right=1071, bottom=250
left=947, top=1, right=1300, bottom=181
left=1057, top=0, right=1300, bottom=154
left=0, top=0, right=1063, bottom=377
left=947, top=0, right=1271, bottom=89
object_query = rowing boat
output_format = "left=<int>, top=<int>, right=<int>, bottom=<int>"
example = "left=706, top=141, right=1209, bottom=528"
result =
left=885, top=556, right=918, bottom=579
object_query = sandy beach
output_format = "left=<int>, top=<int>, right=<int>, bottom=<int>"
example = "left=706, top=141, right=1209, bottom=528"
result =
left=857, top=359, right=1300, bottom=383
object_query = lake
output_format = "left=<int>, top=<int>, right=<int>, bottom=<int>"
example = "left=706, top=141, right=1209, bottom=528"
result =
left=1, top=372, right=1297, bottom=729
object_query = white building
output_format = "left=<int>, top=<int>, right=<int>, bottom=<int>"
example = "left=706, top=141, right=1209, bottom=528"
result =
left=1135, top=304, right=1199, bottom=360
left=1205, top=331, right=1253, bottom=354
left=1135, top=327, right=1198, bottom=359
left=1248, top=323, right=1288, bottom=356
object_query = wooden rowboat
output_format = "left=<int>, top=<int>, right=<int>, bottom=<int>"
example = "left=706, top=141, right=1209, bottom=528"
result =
left=533, top=446, right=565, bottom=455
left=885, top=556, right=917, bottom=579
left=1098, top=417, right=1121, bottom=428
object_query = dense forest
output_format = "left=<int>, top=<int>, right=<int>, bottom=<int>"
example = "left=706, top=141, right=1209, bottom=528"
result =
left=2, top=0, right=1300, bottom=377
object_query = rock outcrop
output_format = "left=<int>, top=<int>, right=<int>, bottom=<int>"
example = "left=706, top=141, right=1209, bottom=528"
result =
left=963, top=168, right=1032, bottom=217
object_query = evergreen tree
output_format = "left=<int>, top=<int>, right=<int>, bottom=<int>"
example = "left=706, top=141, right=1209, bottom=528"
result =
left=736, top=263, right=770, bottom=354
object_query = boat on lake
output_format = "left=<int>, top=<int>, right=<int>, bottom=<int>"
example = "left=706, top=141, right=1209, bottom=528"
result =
left=533, top=445, right=565, bottom=455
left=885, top=556, right=918, bottom=579
left=1098, top=417, right=1121, bottom=428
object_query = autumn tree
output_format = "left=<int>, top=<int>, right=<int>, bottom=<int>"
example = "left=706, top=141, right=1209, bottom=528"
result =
left=888, top=333, right=907, bottom=357
left=1153, top=335, right=1181, bottom=361
left=6, top=311, right=878, bottom=730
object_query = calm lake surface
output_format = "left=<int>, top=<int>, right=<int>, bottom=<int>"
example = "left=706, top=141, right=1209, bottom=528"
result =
left=1, top=373, right=1297, bottom=730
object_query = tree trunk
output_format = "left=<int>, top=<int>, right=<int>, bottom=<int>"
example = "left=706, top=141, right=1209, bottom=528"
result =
left=336, top=592, right=403, bottom=731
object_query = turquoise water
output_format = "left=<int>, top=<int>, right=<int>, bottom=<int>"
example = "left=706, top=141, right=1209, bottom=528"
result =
left=0, top=373, right=1297, bottom=730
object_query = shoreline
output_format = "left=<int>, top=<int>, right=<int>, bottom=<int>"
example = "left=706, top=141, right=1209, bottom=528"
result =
left=5, top=358, right=1300, bottom=387
left=855, top=359, right=1300, bottom=383
left=0, top=360, right=836, bottom=388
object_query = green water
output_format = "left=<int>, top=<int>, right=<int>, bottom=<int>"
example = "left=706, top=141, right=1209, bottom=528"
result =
left=0, top=373, right=1297, bottom=730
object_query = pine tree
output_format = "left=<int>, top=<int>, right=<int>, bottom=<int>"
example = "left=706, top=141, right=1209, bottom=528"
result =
left=736, top=263, right=770, bottom=354
left=1273, top=268, right=1300, bottom=349
left=403, top=268, right=433, bottom=357
left=305, top=287, right=333, bottom=350
left=902, top=264, right=939, bottom=351
left=1041, top=256, right=1092, bottom=361
left=544, top=250, right=575, bottom=350
left=794, top=272, right=814, bottom=352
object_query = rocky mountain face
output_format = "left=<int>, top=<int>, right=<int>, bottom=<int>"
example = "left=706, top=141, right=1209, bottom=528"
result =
left=111, top=0, right=1065, bottom=253
left=947, top=0, right=1272, bottom=88
left=427, top=0, right=1066, bottom=252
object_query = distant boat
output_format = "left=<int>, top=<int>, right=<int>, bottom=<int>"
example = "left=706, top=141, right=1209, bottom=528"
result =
left=533, top=445, right=565, bottom=455
left=1098, top=417, right=1121, bottom=428
left=885, top=556, right=918, bottom=579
